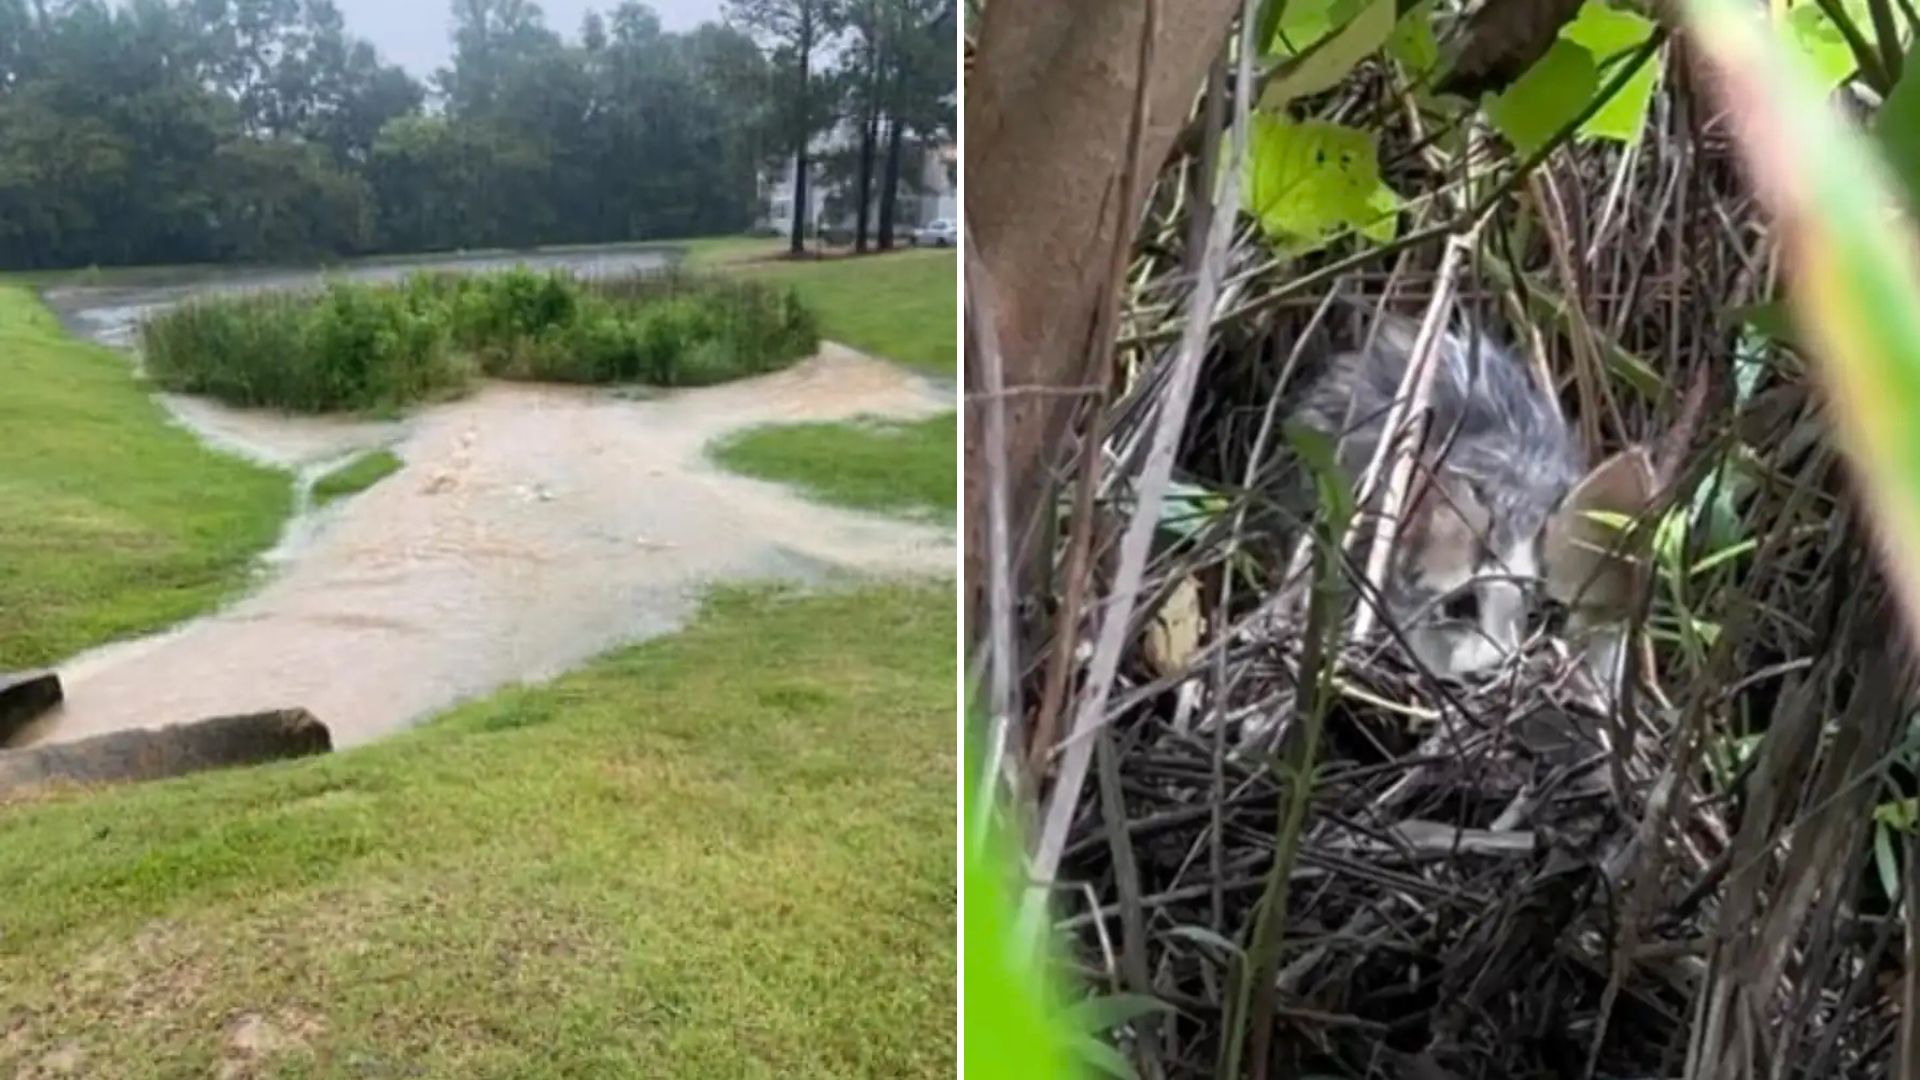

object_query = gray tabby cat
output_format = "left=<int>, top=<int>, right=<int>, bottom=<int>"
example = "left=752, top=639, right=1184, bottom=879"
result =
left=1289, top=314, right=1653, bottom=678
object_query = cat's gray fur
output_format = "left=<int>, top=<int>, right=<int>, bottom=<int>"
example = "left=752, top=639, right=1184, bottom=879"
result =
left=1289, top=313, right=1585, bottom=674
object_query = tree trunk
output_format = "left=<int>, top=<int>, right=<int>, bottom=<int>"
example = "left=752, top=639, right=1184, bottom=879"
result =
left=877, top=116, right=903, bottom=250
left=855, top=110, right=877, bottom=252
left=962, top=0, right=1240, bottom=637
left=788, top=10, right=813, bottom=256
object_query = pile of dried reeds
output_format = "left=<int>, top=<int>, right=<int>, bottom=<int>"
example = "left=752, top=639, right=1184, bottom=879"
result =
left=974, top=3, right=1920, bottom=1076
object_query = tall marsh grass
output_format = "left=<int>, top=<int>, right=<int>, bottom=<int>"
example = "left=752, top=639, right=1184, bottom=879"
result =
left=139, top=268, right=821, bottom=412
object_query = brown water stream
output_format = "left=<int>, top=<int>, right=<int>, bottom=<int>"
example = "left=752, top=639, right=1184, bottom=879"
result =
left=21, top=251, right=953, bottom=748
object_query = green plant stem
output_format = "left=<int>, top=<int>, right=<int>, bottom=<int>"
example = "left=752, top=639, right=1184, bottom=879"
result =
left=1815, top=0, right=1893, bottom=92
left=1219, top=531, right=1340, bottom=1080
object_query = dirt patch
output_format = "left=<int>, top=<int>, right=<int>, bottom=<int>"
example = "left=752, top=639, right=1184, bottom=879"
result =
left=217, top=1006, right=326, bottom=1079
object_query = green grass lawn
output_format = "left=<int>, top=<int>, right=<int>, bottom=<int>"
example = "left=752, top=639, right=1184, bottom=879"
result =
left=0, top=583, right=955, bottom=1078
left=696, top=242, right=957, bottom=526
left=0, top=286, right=290, bottom=669
left=714, top=413, right=955, bottom=522
left=735, top=249, right=956, bottom=374
left=311, top=449, right=403, bottom=507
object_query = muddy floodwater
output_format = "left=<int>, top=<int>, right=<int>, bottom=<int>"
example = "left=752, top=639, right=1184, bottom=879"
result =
left=22, top=247, right=953, bottom=748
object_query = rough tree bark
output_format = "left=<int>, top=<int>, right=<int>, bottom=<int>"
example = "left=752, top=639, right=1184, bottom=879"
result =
left=962, top=0, right=1242, bottom=637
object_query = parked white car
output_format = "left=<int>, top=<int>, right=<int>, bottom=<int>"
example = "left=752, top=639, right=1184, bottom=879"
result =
left=913, top=219, right=958, bottom=247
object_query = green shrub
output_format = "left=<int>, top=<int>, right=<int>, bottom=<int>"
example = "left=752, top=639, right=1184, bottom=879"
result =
left=138, top=267, right=821, bottom=412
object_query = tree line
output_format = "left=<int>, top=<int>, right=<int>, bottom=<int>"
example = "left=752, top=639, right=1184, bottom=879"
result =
left=0, top=0, right=954, bottom=271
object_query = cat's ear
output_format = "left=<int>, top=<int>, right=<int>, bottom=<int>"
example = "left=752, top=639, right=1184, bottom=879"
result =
left=1544, top=447, right=1657, bottom=622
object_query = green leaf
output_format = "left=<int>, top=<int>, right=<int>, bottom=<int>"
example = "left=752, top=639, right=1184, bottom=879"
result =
left=1876, top=46, right=1920, bottom=212
left=1243, top=114, right=1401, bottom=253
left=1262, top=0, right=1398, bottom=108
left=1487, top=40, right=1600, bottom=156
left=1877, top=822, right=1903, bottom=900
left=1388, top=0, right=1441, bottom=76
left=1878, top=796, right=1920, bottom=831
left=1161, top=480, right=1229, bottom=540
left=1785, top=1, right=1864, bottom=90
left=1061, top=993, right=1179, bottom=1035
left=1267, top=0, right=1344, bottom=56
left=1561, top=1, right=1661, bottom=142
left=1359, top=184, right=1403, bottom=243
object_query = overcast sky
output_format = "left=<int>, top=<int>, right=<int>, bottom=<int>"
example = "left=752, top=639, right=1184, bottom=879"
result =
left=330, top=0, right=729, bottom=79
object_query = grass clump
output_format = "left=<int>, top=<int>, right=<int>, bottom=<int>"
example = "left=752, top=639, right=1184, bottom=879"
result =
left=0, top=287, right=289, bottom=669
left=0, top=583, right=955, bottom=1078
left=311, top=448, right=403, bottom=506
left=713, top=412, right=956, bottom=521
left=140, top=268, right=820, bottom=412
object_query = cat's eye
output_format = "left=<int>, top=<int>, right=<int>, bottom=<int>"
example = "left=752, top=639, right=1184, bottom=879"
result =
left=1530, top=597, right=1569, bottom=637
left=1442, top=590, right=1479, bottom=623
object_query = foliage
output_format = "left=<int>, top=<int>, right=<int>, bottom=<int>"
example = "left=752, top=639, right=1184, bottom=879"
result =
left=1245, top=0, right=1663, bottom=257
left=0, top=0, right=791, bottom=269
left=139, top=268, right=820, bottom=411
left=1242, top=115, right=1400, bottom=252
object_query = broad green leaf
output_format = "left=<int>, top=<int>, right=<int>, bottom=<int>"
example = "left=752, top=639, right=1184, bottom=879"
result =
left=1561, top=1, right=1661, bottom=142
left=1268, top=0, right=1345, bottom=56
left=1243, top=115, right=1401, bottom=254
left=1784, top=1, right=1863, bottom=89
left=1488, top=40, right=1600, bottom=156
left=1359, top=184, right=1403, bottom=243
left=1388, top=0, right=1441, bottom=76
left=1877, top=46, right=1920, bottom=212
left=1262, top=0, right=1397, bottom=108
